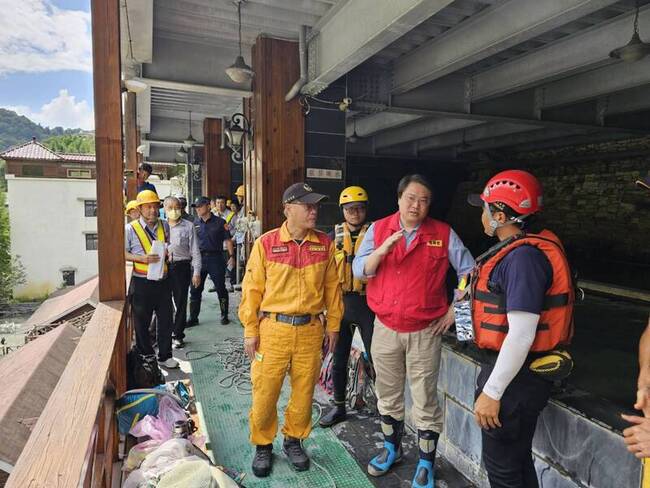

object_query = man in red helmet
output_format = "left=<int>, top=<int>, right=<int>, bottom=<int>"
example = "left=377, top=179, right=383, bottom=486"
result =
left=468, top=169, right=574, bottom=488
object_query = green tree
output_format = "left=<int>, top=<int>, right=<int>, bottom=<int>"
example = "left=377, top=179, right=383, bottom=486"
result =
left=0, top=192, right=26, bottom=305
left=43, top=134, right=95, bottom=154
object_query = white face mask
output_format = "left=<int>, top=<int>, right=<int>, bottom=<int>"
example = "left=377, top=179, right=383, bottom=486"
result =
left=167, top=209, right=181, bottom=221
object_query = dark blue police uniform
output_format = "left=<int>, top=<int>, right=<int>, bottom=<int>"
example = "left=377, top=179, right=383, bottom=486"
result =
left=188, top=214, right=232, bottom=325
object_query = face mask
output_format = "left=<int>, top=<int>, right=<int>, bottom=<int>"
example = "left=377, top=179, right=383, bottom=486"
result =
left=167, top=209, right=181, bottom=221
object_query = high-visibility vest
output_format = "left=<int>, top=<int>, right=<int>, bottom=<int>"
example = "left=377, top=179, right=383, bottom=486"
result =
left=225, top=212, right=235, bottom=224
left=334, top=222, right=370, bottom=294
left=471, top=230, right=574, bottom=352
left=131, top=220, right=168, bottom=278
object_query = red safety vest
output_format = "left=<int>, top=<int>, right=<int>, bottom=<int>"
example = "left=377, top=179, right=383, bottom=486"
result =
left=471, top=230, right=574, bottom=352
left=366, top=212, right=450, bottom=332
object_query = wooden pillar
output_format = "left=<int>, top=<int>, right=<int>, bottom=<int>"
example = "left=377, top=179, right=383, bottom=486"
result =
left=125, top=92, right=138, bottom=200
left=248, top=36, right=304, bottom=231
left=92, top=0, right=125, bottom=301
left=203, top=118, right=231, bottom=198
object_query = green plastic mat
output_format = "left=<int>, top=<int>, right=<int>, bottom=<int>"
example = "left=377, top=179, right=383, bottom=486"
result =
left=185, top=296, right=373, bottom=488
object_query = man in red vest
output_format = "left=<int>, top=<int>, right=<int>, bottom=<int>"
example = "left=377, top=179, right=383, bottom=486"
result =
left=468, top=170, right=574, bottom=488
left=353, top=174, right=474, bottom=488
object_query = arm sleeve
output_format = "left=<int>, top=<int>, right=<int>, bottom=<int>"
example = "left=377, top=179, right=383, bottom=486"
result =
left=482, top=311, right=539, bottom=400
left=447, top=228, right=476, bottom=278
left=352, top=223, right=376, bottom=278
left=238, top=239, right=266, bottom=338
left=323, top=241, right=343, bottom=333
left=124, top=224, right=133, bottom=252
left=190, top=225, right=202, bottom=276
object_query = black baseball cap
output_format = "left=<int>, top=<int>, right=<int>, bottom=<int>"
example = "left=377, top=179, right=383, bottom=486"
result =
left=282, top=182, right=328, bottom=204
left=637, top=176, right=650, bottom=192
left=191, top=196, right=211, bottom=207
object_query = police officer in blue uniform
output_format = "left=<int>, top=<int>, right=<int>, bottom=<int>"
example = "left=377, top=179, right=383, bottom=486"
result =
left=188, top=196, right=235, bottom=325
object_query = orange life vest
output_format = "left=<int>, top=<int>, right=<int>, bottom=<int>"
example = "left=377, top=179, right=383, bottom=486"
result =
left=471, top=230, right=574, bottom=352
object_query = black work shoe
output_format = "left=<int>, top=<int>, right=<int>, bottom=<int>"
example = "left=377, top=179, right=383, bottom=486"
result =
left=283, top=437, right=310, bottom=471
left=252, top=444, right=273, bottom=477
left=208, top=287, right=216, bottom=292
left=221, top=315, right=230, bottom=325
left=186, top=318, right=199, bottom=328
left=319, top=404, right=347, bottom=427
left=172, top=338, right=185, bottom=349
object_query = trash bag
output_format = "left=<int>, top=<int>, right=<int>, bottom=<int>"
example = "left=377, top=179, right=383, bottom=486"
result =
left=127, top=346, right=165, bottom=389
left=157, top=459, right=217, bottom=488
left=123, top=439, right=162, bottom=472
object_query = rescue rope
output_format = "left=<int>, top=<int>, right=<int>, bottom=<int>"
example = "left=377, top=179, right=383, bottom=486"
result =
left=187, top=339, right=338, bottom=487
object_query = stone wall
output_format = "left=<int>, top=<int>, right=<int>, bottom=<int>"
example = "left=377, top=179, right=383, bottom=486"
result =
left=429, top=343, right=642, bottom=488
left=445, top=136, right=650, bottom=289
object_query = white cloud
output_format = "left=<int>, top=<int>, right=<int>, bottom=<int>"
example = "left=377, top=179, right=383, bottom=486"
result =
left=0, top=0, right=92, bottom=75
left=4, top=89, right=94, bottom=130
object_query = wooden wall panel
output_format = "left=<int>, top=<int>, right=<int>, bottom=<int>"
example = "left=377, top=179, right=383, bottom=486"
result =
left=124, top=92, right=138, bottom=200
left=249, top=36, right=304, bottom=231
left=203, top=118, right=230, bottom=199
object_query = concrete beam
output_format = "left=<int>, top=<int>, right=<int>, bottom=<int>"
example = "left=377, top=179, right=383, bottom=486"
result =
left=540, top=58, right=650, bottom=109
left=374, top=117, right=482, bottom=150
left=147, top=139, right=204, bottom=147
left=136, top=86, right=151, bottom=133
left=137, top=77, right=252, bottom=98
left=607, top=85, right=650, bottom=115
left=347, top=113, right=422, bottom=137
left=457, top=128, right=587, bottom=153
left=354, top=101, right=641, bottom=134
left=472, top=6, right=650, bottom=101
left=393, top=0, right=619, bottom=94
left=303, top=0, right=456, bottom=95
left=417, top=123, right=540, bottom=151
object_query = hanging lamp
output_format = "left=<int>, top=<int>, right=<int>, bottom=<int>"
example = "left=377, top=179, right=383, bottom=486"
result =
left=226, top=1, right=254, bottom=83
left=184, top=111, right=196, bottom=148
left=610, top=1, right=650, bottom=62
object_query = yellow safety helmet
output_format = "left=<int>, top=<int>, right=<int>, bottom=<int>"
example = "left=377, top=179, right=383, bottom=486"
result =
left=339, top=186, right=368, bottom=206
left=136, top=189, right=160, bottom=206
left=125, top=200, right=139, bottom=215
left=235, top=185, right=245, bottom=197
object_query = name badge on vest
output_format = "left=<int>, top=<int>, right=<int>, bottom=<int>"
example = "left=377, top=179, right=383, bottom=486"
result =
left=427, top=239, right=443, bottom=247
left=271, top=245, right=289, bottom=254
left=309, top=244, right=327, bottom=252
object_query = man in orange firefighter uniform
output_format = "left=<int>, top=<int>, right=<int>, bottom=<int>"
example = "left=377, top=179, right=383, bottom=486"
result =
left=468, top=169, right=574, bottom=488
left=320, top=185, right=375, bottom=427
left=239, top=182, right=343, bottom=478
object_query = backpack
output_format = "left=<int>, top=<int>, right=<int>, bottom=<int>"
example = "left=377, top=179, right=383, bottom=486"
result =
left=127, top=346, right=165, bottom=389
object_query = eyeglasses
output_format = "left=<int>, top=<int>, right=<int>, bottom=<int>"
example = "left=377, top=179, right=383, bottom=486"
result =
left=290, top=202, right=319, bottom=212
left=343, top=205, right=366, bottom=213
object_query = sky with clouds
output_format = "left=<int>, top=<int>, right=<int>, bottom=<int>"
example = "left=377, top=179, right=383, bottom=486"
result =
left=0, top=0, right=94, bottom=130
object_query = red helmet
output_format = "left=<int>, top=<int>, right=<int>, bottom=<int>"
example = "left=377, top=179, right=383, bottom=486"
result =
left=469, top=170, right=543, bottom=216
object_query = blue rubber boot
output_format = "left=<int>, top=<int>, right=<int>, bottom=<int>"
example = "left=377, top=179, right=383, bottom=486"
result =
left=412, top=459, right=435, bottom=488
left=367, top=415, right=403, bottom=477
left=412, top=429, right=439, bottom=487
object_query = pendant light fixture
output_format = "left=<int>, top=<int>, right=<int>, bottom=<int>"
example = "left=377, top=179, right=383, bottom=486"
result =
left=183, top=111, right=196, bottom=148
left=176, top=145, right=188, bottom=159
left=226, top=0, right=254, bottom=84
left=610, top=0, right=650, bottom=62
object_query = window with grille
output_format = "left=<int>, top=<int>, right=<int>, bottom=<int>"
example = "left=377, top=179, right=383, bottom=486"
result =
left=61, top=270, right=75, bottom=287
left=85, top=233, right=98, bottom=251
left=67, top=168, right=92, bottom=178
left=84, top=200, right=97, bottom=217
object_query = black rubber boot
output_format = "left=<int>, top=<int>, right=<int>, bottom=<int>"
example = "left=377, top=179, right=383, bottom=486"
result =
left=319, top=403, right=347, bottom=428
left=220, top=296, right=230, bottom=325
left=252, top=444, right=273, bottom=478
left=283, top=436, right=310, bottom=471
left=187, top=301, right=200, bottom=327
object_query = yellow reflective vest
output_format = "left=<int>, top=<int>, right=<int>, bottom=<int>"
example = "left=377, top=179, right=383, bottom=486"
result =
left=130, top=220, right=167, bottom=278
left=334, top=222, right=370, bottom=294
